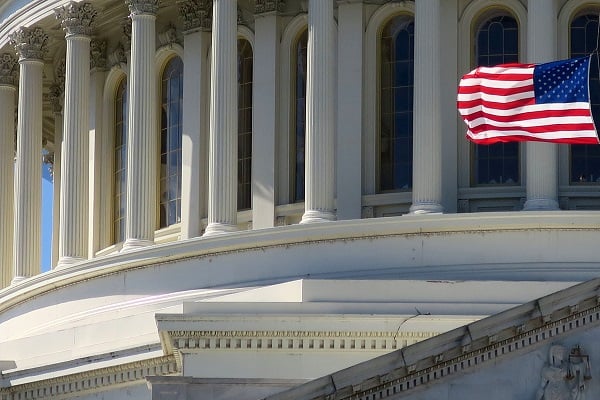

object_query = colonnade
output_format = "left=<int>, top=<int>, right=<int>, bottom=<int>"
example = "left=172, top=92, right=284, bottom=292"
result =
left=0, top=0, right=562, bottom=287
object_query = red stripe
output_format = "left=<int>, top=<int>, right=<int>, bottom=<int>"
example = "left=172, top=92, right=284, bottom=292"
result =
left=463, top=109, right=593, bottom=123
left=468, top=134, right=600, bottom=145
left=457, top=84, right=533, bottom=96
left=462, top=71, right=533, bottom=81
left=468, top=123, right=597, bottom=135
left=458, top=97, right=535, bottom=111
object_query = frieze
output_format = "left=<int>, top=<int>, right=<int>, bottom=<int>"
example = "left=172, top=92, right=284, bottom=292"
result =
left=0, top=355, right=176, bottom=400
left=255, top=0, right=286, bottom=14
left=0, top=53, right=17, bottom=86
left=9, top=27, right=49, bottom=61
left=126, top=0, right=159, bottom=16
left=55, top=2, right=97, bottom=37
left=177, top=0, right=212, bottom=32
left=90, top=39, right=107, bottom=70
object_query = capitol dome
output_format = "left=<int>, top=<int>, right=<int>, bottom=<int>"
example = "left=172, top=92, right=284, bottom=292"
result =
left=1, top=0, right=600, bottom=399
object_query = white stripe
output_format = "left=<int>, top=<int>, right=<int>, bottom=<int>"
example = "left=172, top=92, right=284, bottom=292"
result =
left=457, top=90, right=534, bottom=103
left=467, top=129, right=598, bottom=140
left=459, top=77, right=533, bottom=89
left=465, top=116, right=594, bottom=129
left=474, top=66, right=535, bottom=75
left=458, top=102, right=592, bottom=117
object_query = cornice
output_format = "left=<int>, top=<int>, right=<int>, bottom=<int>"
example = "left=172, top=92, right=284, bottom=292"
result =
left=0, top=355, right=177, bottom=400
left=286, top=289, right=600, bottom=400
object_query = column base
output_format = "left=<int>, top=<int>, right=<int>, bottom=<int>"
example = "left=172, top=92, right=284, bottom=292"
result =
left=300, top=209, right=336, bottom=224
left=409, top=202, right=444, bottom=215
left=203, top=222, right=238, bottom=237
left=121, top=238, right=154, bottom=252
left=56, top=256, right=86, bottom=269
left=522, top=198, right=559, bottom=211
left=11, top=276, right=27, bottom=285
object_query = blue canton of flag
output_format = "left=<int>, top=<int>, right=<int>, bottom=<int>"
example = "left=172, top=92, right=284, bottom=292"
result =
left=534, top=57, right=590, bottom=104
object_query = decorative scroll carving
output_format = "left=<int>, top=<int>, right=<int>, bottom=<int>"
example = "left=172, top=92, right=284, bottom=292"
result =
left=55, top=2, right=97, bottom=37
left=158, top=24, right=180, bottom=47
left=255, top=0, right=286, bottom=14
left=536, top=344, right=592, bottom=400
left=177, top=0, right=212, bottom=32
left=47, top=83, right=64, bottom=113
left=0, top=53, right=17, bottom=86
left=90, top=40, right=107, bottom=70
left=9, top=27, right=49, bottom=61
left=126, top=0, right=159, bottom=15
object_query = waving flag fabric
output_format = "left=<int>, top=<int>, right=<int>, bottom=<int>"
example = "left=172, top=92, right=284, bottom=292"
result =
left=458, top=56, right=599, bottom=144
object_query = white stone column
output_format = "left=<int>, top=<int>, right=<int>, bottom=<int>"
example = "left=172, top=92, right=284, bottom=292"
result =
left=47, top=83, right=63, bottom=269
left=523, top=0, right=559, bottom=211
left=178, top=0, right=211, bottom=239
left=0, top=54, right=17, bottom=288
left=204, top=0, right=238, bottom=236
left=123, top=0, right=158, bottom=249
left=10, top=27, right=48, bottom=283
left=300, top=0, right=336, bottom=224
left=336, top=0, right=363, bottom=220
left=409, top=0, right=444, bottom=214
left=55, top=2, right=97, bottom=267
left=252, top=1, right=283, bottom=229
left=89, top=40, right=107, bottom=256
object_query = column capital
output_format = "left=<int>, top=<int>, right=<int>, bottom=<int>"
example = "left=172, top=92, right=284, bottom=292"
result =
left=177, top=0, right=212, bottom=33
left=0, top=53, right=17, bottom=87
left=55, top=2, right=97, bottom=37
left=255, top=0, right=286, bottom=14
left=126, top=0, right=159, bottom=16
left=9, top=27, right=49, bottom=61
left=90, top=39, right=107, bottom=70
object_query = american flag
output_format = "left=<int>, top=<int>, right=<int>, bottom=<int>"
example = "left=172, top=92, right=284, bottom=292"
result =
left=457, top=56, right=599, bottom=144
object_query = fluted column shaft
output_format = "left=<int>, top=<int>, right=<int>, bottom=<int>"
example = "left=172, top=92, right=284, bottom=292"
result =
left=524, top=0, right=559, bottom=211
left=300, top=0, right=336, bottom=223
left=57, top=34, right=91, bottom=266
left=123, top=1, right=158, bottom=249
left=10, top=26, right=47, bottom=283
left=409, top=0, right=444, bottom=214
left=0, top=56, right=16, bottom=287
left=204, top=0, right=238, bottom=236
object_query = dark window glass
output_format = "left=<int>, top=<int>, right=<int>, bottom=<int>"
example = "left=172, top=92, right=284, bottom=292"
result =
left=238, top=39, right=253, bottom=210
left=473, top=15, right=520, bottom=185
left=379, top=15, right=414, bottom=192
left=159, top=56, right=183, bottom=227
left=114, top=78, right=127, bottom=243
left=293, top=30, right=308, bottom=202
left=570, top=14, right=600, bottom=183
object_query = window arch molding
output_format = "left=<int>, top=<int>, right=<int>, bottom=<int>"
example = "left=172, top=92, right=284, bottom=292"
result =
left=277, top=13, right=307, bottom=206
left=457, top=0, right=527, bottom=190
left=364, top=2, right=415, bottom=197
left=99, top=66, right=128, bottom=251
left=557, top=0, right=600, bottom=189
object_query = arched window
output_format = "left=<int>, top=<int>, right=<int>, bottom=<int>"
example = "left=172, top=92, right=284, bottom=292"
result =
left=238, top=39, right=253, bottom=210
left=472, top=15, right=520, bottom=186
left=378, top=15, right=414, bottom=192
left=159, top=56, right=183, bottom=228
left=292, top=30, right=308, bottom=203
left=113, top=77, right=127, bottom=243
left=570, top=14, right=600, bottom=184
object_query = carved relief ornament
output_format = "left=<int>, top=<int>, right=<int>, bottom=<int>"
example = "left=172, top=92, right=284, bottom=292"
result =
left=9, top=27, right=49, bottom=61
left=90, top=40, right=107, bottom=70
left=177, top=0, right=212, bottom=32
left=255, top=0, right=286, bottom=14
left=0, top=53, right=17, bottom=86
left=55, top=2, right=98, bottom=37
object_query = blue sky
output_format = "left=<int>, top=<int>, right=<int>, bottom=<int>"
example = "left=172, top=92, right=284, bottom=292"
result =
left=41, top=165, right=53, bottom=272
